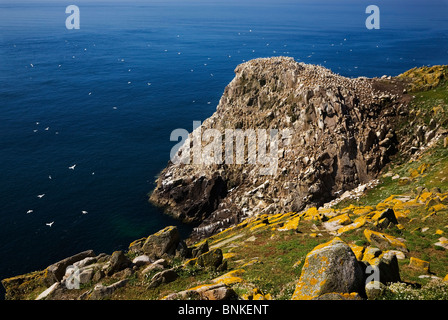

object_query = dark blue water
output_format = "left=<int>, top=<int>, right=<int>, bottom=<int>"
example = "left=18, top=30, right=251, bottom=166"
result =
left=0, top=0, right=447, bottom=292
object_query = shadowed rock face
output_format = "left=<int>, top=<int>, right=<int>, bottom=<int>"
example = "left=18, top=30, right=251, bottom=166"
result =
left=150, top=57, right=407, bottom=240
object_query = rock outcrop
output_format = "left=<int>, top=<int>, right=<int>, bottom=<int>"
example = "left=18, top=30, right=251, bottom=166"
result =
left=291, top=237, right=365, bottom=299
left=150, top=57, right=407, bottom=240
left=43, top=250, right=96, bottom=286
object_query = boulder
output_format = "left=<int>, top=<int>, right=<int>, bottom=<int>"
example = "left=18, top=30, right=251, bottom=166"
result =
left=200, top=285, right=238, bottom=300
left=192, top=240, right=209, bottom=258
left=372, top=208, right=399, bottom=228
left=105, top=251, right=131, bottom=276
left=409, top=257, right=430, bottom=272
left=78, top=268, right=95, bottom=285
left=73, top=257, right=97, bottom=269
left=128, top=237, right=147, bottom=253
left=88, top=279, right=128, bottom=300
left=361, top=251, right=401, bottom=285
left=141, top=259, right=169, bottom=275
left=365, top=281, right=386, bottom=300
left=195, top=248, right=224, bottom=269
left=291, top=237, right=365, bottom=300
left=35, top=282, right=61, bottom=300
left=43, top=250, right=96, bottom=285
left=132, top=255, right=151, bottom=267
left=364, top=229, right=408, bottom=252
left=142, top=226, right=181, bottom=259
left=147, top=269, right=178, bottom=288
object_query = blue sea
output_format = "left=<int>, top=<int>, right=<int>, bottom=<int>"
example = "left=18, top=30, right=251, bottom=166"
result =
left=0, top=0, right=447, bottom=295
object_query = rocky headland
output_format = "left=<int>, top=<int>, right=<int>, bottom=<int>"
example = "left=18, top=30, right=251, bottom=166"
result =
left=150, top=57, right=411, bottom=240
left=2, top=59, right=448, bottom=300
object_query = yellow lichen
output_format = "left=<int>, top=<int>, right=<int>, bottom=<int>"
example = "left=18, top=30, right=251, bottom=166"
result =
left=348, top=243, right=365, bottom=260
left=352, top=206, right=374, bottom=216
left=278, top=216, right=301, bottom=231
left=223, top=252, right=237, bottom=259
left=364, top=229, right=407, bottom=251
left=212, top=269, right=245, bottom=285
left=429, top=203, right=447, bottom=213
left=327, top=213, right=351, bottom=226
left=409, top=257, right=430, bottom=272
left=337, top=217, right=366, bottom=235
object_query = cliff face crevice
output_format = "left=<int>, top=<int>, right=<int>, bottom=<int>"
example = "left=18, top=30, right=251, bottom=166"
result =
left=149, top=57, right=407, bottom=240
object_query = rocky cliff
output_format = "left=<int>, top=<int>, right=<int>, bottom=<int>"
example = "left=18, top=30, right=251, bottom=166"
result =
left=150, top=57, right=410, bottom=240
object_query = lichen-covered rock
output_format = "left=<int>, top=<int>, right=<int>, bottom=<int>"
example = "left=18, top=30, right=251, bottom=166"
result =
left=322, top=213, right=351, bottom=232
left=291, top=237, right=365, bottom=300
left=409, top=257, right=430, bottom=273
left=371, top=208, right=399, bottom=228
left=128, top=237, right=147, bottom=253
left=364, top=229, right=408, bottom=252
left=336, top=216, right=366, bottom=235
left=362, top=246, right=383, bottom=264
left=195, top=248, right=224, bottom=269
left=1, top=270, right=46, bottom=300
left=435, top=237, right=448, bottom=250
left=142, top=226, right=181, bottom=258
left=212, top=269, right=245, bottom=286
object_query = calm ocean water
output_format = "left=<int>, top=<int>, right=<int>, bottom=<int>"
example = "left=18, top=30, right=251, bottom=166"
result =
left=0, top=0, right=447, bottom=294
